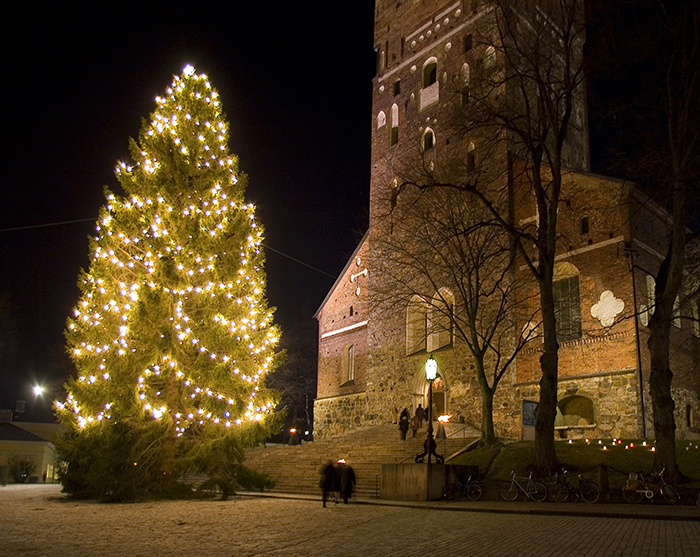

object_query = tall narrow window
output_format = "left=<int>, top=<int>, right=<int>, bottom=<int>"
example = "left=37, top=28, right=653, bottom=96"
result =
left=461, top=63, right=470, bottom=106
left=347, top=345, right=355, bottom=382
left=420, top=58, right=440, bottom=111
left=464, top=34, right=472, bottom=52
left=427, top=288, right=454, bottom=352
left=553, top=263, right=581, bottom=341
left=673, top=295, right=681, bottom=328
left=467, top=142, right=476, bottom=172
left=423, top=128, right=435, bottom=151
left=393, top=80, right=401, bottom=96
left=580, top=217, right=589, bottom=235
left=484, top=45, right=496, bottom=68
left=377, top=111, right=386, bottom=129
left=406, top=296, right=427, bottom=355
left=423, top=60, right=437, bottom=87
left=390, top=103, right=399, bottom=146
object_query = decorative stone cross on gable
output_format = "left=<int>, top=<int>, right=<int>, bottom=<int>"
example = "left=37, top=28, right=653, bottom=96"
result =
left=350, top=257, right=368, bottom=296
left=591, top=290, right=625, bottom=327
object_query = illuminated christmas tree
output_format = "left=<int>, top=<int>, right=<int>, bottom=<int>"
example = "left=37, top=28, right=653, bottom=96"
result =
left=56, top=65, right=281, bottom=500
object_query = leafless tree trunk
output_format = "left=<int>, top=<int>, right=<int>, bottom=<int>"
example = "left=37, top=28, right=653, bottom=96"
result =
left=377, top=189, right=537, bottom=446
left=393, top=0, right=587, bottom=473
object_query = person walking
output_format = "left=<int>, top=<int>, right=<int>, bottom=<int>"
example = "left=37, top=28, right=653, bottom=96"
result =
left=318, top=460, right=337, bottom=507
left=338, top=459, right=356, bottom=504
left=415, top=404, right=425, bottom=429
left=410, top=415, right=419, bottom=438
left=398, top=412, right=409, bottom=440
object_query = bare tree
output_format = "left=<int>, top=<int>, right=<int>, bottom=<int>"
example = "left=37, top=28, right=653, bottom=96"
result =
left=392, top=0, right=587, bottom=473
left=376, top=188, right=538, bottom=445
left=587, top=0, right=700, bottom=481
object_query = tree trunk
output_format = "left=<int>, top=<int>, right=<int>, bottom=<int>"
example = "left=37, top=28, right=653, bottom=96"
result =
left=647, top=271, right=680, bottom=482
left=480, top=384, right=497, bottom=446
left=535, top=278, right=559, bottom=474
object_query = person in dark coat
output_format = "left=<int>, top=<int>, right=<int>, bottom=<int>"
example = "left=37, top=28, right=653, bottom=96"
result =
left=318, top=460, right=337, bottom=507
left=415, top=404, right=426, bottom=429
left=337, top=459, right=356, bottom=504
left=398, top=413, right=409, bottom=440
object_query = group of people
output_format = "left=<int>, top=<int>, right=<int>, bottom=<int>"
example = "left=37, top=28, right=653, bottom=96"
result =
left=397, top=405, right=426, bottom=440
left=318, top=459, right=356, bottom=507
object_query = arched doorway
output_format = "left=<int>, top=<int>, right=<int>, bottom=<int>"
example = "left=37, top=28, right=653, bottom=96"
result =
left=432, top=376, right=446, bottom=418
left=411, top=368, right=448, bottom=422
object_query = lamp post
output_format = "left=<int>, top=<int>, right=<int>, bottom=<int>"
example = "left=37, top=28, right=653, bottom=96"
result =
left=415, top=355, right=444, bottom=464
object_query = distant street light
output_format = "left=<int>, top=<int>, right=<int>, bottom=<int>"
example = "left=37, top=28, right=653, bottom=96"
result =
left=415, top=355, right=444, bottom=465
left=33, top=385, right=44, bottom=396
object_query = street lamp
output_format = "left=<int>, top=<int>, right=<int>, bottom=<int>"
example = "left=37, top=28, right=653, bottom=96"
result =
left=415, top=355, right=444, bottom=464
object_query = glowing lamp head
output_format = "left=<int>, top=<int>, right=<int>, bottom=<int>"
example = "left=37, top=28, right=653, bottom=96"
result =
left=437, top=415, right=451, bottom=423
left=425, top=355, right=438, bottom=381
left=33, top=385, right=44, bottom=396
left=183, top=64, right=195, bottom=76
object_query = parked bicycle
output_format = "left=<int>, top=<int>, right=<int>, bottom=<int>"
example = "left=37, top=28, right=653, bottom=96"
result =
left=549, top=469, right=600, bottom=503
left=500, top=471, right=547, bottom=502
left=622, top=467, right=680, bottom=505
left=442, top=474, right=483, bottom=501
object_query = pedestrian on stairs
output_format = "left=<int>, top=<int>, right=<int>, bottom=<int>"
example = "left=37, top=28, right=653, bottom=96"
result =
left=415, top=404, right=425, bottom=429
left=410, top=415, right=419, bottom=438
left=399, top=411, right=410, bottom=440
left=319, top=460, right=336, bottom=507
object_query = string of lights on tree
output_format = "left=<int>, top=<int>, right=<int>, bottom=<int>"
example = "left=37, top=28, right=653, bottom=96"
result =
left=57, top=65, right=280, bottom=435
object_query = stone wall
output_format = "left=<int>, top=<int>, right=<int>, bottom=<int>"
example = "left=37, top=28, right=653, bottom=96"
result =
left=515, top=370, right=642, bottom=440
left=313, top=392, right=368, bottom=439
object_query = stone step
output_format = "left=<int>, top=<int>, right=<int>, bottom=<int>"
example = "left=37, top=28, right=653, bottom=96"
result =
left=245, top=423, right=479, bottom=497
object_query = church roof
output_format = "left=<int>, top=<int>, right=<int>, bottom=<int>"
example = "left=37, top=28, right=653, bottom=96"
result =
left=314, top=230, right=369, bottom=319
left=0, top=422, right=48, bottom=443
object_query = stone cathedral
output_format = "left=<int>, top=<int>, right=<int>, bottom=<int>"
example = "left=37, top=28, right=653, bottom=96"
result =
left=314, top=0, right=700, bottom=441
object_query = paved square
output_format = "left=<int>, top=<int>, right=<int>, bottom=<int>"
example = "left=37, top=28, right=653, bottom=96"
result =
left=1, top=485, right=698, bottom=556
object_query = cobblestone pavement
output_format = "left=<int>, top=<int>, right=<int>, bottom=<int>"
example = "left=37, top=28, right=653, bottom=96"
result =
left=1, top=485, right=699, bottom=557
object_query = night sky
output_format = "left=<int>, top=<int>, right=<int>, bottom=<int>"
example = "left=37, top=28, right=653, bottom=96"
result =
left=2, top=3, right=375, bottom=418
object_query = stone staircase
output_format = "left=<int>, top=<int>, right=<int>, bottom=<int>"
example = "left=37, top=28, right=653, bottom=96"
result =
left=244, top=423, right=480, bottom=498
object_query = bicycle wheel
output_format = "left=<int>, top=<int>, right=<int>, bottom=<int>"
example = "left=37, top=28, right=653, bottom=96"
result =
left=466, top=483, right=483, bottom=501
left=501, top=482, right=520, bottom=501
left=622, top=487, right=644, bottom=504
left=579, top=481, right=600, bottom=504
left=660, top=484, right=680, bottom=505
left=442, top=483, right=460, bottom=500
left=529, top=481, right=547, bottom=502
left=551, top=482, right=570, bottom=503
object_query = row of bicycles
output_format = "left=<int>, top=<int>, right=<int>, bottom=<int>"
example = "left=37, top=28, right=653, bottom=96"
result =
left=442, top=467, right=685, bottom=504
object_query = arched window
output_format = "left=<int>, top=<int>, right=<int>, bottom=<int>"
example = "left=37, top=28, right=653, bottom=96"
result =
left=484, top=45, right=496, bottom=68
left=673, top=294, right=681, bottom=328
left=467, top=142, right=476, bottom=172
left=420, top=58, right=440, bottom=111
left=422, top=58, right=438, bottom=88
left=460, top=63, right=470, bottom=106
left=553, top=262, right=581, bottom=341
left=423, top=128, right=435, bottom=151
left=390, top=103, right=399, bottom=146
left=557, top=395, right=594, bottom=426
left=342, top=344, right=355, bottom=383
left=377, top=111, right=386, bottom=129
left=640, top=274, right=656, bottom=327
left=406, top=295, right=427, bottom=355
left=427, top=288, right=454, bottom=352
